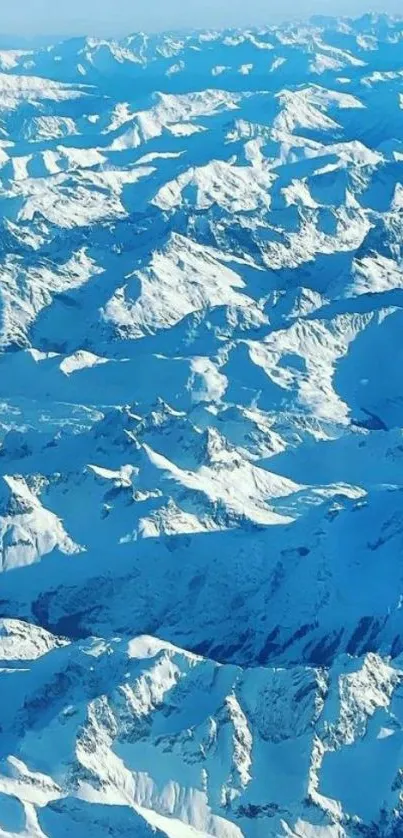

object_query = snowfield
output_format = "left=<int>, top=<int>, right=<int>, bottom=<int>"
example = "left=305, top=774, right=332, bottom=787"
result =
left=1, top=12, right=403, bottom=838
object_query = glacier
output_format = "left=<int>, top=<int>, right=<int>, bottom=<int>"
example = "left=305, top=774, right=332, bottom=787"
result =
left=0, top=12, right=403, bottom=838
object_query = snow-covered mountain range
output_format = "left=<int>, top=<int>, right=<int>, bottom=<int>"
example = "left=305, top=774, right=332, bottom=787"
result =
left=1, top=12, right=403, bottom=837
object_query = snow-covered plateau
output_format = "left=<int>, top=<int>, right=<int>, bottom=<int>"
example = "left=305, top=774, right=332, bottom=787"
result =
left=1, top=12, right=403, bottom=837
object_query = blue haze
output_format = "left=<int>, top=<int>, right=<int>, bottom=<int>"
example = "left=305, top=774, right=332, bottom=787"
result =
left=2, top=0, right=403, bottom=38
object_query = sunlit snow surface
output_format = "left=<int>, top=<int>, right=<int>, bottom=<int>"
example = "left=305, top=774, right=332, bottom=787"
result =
left=1, top=13, right=403, bottom=838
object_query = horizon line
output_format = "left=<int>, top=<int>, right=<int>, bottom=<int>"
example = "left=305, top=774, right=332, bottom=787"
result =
left=1, top=9, right=402, bottom=46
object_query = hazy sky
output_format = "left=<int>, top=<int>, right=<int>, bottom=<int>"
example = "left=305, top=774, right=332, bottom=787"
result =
left=2, top=0, right=402, bottom=38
